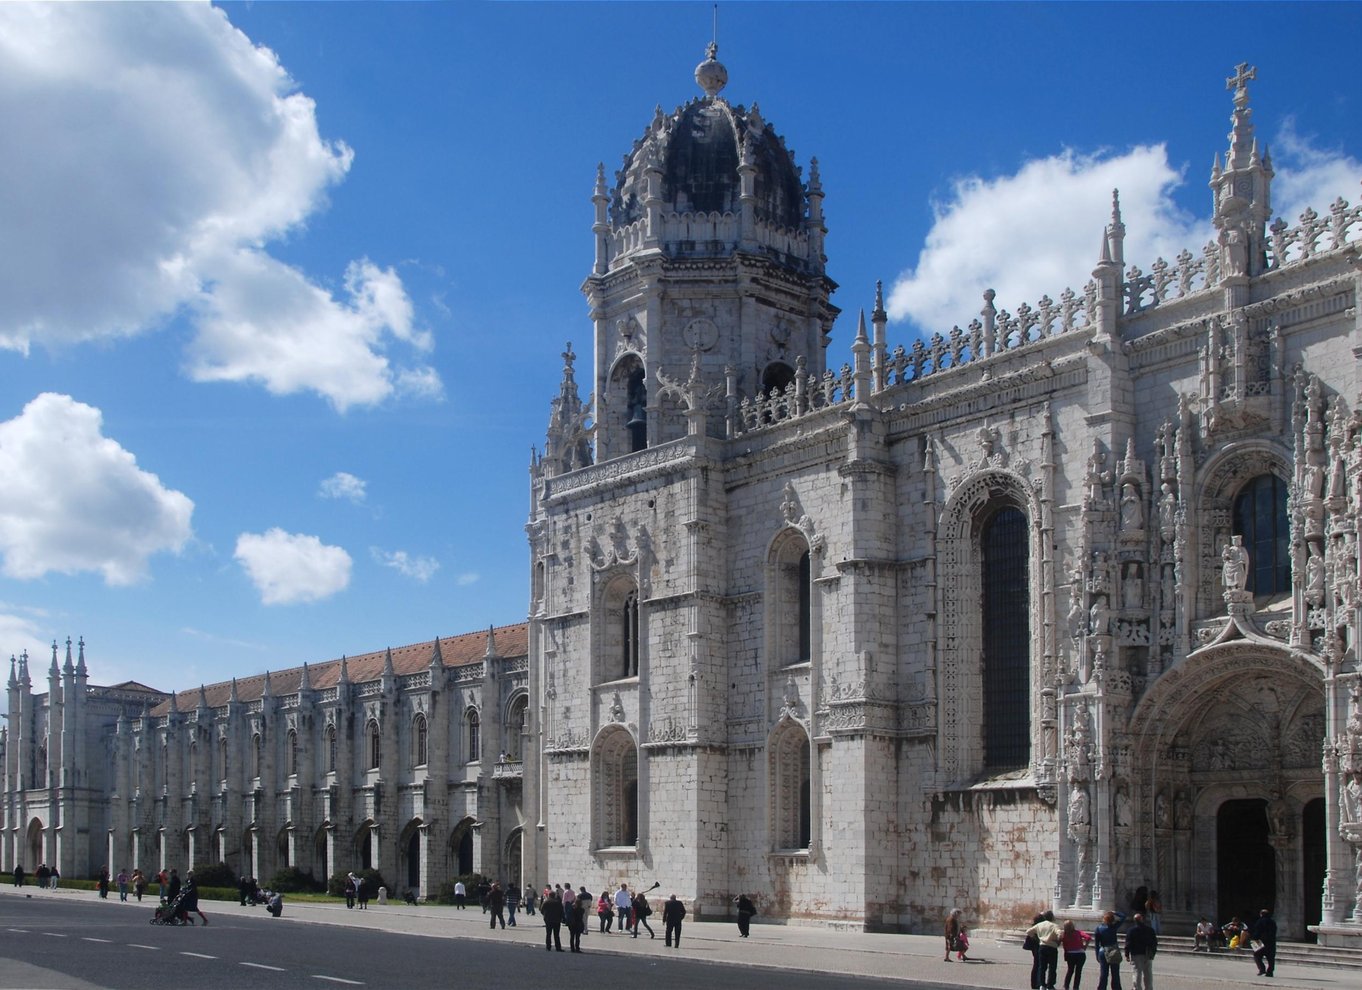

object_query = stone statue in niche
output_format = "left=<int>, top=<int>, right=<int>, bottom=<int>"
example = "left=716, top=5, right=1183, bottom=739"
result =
left=1306, top=545, right=1326, bottom=607
left=1158, top=482, right=1177, bottom=539
left=1122, top=563, right=1143, bottom=611
left=1090, top=597, right=1111, bottom=637
left=1069, top=785, right=1090, bottom=827
left=1222, top=536, right=1249, bottom=592
left=1120, top=483, right=1144, bottom=531
left=1091, top=552, right=1111, bottom=594
left=1175, top=792, right=1192, bottom=829
left=1222, top=225, right=1249, bottom=278
left=1155, top=791, right=1171, bottom=829
left=1114, top=786, right=1132, bottom=828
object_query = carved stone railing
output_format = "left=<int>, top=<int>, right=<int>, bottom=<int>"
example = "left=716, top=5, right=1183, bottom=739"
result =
left=732, top=362, right=855, bottom=437
left=400, top=672, right=431, bottom=691
left=1268, top=197, right=1362, bottom=269
left=1124, top=241, right=1219, bottom=314
left=492, top=760, right=524, bottom=780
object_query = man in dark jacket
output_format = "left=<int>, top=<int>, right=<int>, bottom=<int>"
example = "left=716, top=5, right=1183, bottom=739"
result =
left=1251, top=908, right=1277, bottom=977
left=488, top=882, right=506, bottom=929
left=540, top=890, right=564, bottom=952
left=663, top=894, right=687, bottom=947
left=1124, top=912, right=1157, bottom=990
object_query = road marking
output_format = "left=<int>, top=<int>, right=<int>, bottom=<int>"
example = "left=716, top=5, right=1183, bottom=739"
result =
left=41, top=932, right=68, bottom=937
left=128, top=944, right=161, bottom=950
left=82, top=937, right=114, bottom=943
left=241, top=963, right=286, bottom=972
left=312, top=978, right=364, bottom=986
left=181, top=951, right=217, bottom=959
left=6, top=929, right=26, bottom=933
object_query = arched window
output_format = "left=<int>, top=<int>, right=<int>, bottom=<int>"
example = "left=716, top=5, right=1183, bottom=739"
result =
left=598, top=574, right=641, bottom=683
left=770, top=722, right=811, bottom=850
left=285, top=730, right=298, bottom=777
left=465, top=709, right=480, bottom=764
left=622, top=591, right=640, bottom=678
left=366, top=721, right=381, bottom=771
left=413, top=715, right=428, bottom=768
left=593, top=728, right=639, bottom=848
left=505, top=696, right=528, bottom=762
left=981, top=506, right=1030, bottom=771
left=1232, top=473, right=1289, bottom=595
left=606, top=354, right=648, bottom=458
left=769, top=530, right=813, bottom=667
left=323, top=723, right=337, bottom=773
left=761, top=361, right=795, bottom=397
left=251, top=733, right=262, bottom=779
left=219, top=736, right=228, bottom=781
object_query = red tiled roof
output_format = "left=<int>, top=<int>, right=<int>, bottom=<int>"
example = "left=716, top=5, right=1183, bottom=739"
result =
left=149, top=623, right=528, bottom=717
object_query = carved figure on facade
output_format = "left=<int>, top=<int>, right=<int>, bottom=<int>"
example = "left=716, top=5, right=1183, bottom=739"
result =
left=779, top=674, right=803, bottom=721
left=1122, top=563, right=1143, bottom=611
left=1222, top=536, right=1249, bottom=592
left=609, top=693, right=625, bottom=723
left=778, top=482, right=827, bottom=559
left=1155, top=790, right=1172, bottom=829
left=1068, top=784, right=1090, bottom=833
left=1084, top=440, right=1110, bottom=508
left=1114, top=785, right=1133, bottom=828
left=1090, top=597, right=1111, bottom=637
left=1120, top=483, right=1144, bottom=532
left=1306, top=545, right=1326, bottom=607
left=1159, top=482, right=1178, bottom=541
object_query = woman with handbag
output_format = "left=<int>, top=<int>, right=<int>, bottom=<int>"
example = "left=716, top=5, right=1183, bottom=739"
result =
left=945, top=908, right=964, bottom=961
left=1093, top=910, right=1127, bottom=990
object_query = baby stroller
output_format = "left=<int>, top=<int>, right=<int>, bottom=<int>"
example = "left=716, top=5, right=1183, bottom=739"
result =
left=151, top=888, right=194, bottom=925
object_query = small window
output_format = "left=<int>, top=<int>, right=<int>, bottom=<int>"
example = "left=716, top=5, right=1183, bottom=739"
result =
left=286, top=730, right=299, bottom=776
left=622, top=592, right=640, bottom=679
left=466, top=709, right=480, bottom=763
left=251, top=733, right=262, bottom=779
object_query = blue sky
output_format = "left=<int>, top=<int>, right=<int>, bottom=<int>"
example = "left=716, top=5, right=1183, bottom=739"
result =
left=0, top=1, right=1357, bottom=692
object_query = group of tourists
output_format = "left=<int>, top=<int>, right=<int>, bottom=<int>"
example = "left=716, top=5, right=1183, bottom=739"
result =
left=946, top=898, right=1280, bottom=990
left=10, top=863, right=60, bottom=889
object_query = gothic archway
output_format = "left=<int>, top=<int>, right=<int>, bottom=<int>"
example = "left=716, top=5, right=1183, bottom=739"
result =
left=1126, top=640, right=1324, bottom=937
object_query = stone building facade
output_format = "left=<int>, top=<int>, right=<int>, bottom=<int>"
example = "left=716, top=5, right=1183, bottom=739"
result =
left=522, top=52, right=1362, bottom=944
left=4, top=51, right=1362, bottom=947
left=2, top=625, right=530, bottom=898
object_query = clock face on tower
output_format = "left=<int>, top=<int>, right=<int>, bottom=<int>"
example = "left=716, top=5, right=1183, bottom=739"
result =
left=682, top=317, right=719, bottom=351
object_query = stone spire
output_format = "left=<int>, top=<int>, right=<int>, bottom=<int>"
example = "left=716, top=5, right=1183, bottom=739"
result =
left=262, top=670, right=272, bottom=699
left=1211, top=63, right=1272, bottom=282
left=300, top=661, right=311, bottom=693
left=1108, top=190, right=1126, bottom=270
left=383, top=647, right=395, bottom=678
left=429, top=637, right=445, bottom=672
left=338, top=655, right=350, bottom=686
left=198, top=684, right=209, bottom=711
left=7, top=656, right=15, bottom=690
left=485, top=625, right=499, bottom=658
left=62, top=636, right=74, bottom=676
left=229, top=677, right=239, bottom=703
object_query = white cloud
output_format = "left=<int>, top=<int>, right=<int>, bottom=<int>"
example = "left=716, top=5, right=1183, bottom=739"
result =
left=371, top=548, right=440, bottom=583
left=455, top=572, right=480, bottom=587
left=234, top=528, right=351, bottom=605
left=887, top=134, right=1359, bottom=333
left=0, top=607, right=50, bottom=666
left=0, top=3, right=440, bottom=407
left=1271, top=119, right=1362, bottom=228
left=887, top=146, right=1205, bottom=332
left=318, top=471, right=367, bottom=504
left=0, top=393, right=193, bottom=584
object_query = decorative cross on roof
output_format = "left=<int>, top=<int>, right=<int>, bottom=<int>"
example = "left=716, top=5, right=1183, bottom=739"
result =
left=1226, top=62, right=1256, bottom=103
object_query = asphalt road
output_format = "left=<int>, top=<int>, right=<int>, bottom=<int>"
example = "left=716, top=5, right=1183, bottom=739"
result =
left=0, top=895, right=928, bottom=990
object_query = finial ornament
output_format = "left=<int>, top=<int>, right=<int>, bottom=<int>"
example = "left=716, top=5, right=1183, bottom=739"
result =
left=694, top=40, right=728, bottom=99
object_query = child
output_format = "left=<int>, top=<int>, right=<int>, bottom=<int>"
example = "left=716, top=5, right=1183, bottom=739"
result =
left=956, top=925, right=971, bottom=961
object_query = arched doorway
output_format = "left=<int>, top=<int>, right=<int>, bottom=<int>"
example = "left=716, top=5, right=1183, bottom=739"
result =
left=314, top=827, right=329, bottom=885
left=504, top=830, right=523, bottom=889
left=450, top=819, right=475, bottom=876
left=1301, top=798, right=1325, bottom=942
left=25, top=818, right=43, bottom=870
left=355, top=822, right=374, bottom=871
left=1218, top=799, right=1274, bottom=923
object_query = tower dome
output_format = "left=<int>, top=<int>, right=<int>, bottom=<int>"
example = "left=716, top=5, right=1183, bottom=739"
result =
left=603, top=45, right=814, bottom=271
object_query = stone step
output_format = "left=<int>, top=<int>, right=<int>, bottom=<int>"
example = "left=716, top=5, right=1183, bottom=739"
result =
left=993, top=932, right=1362, bottom=971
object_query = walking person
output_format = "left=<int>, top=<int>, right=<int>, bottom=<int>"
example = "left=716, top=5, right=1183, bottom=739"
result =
left=1094, top=910, right=1126, bottom=990
left=735, top=893, right=757, bottom=938
left=566, top=888, right=586, bottom=952
left=597, top=890, right=614, bottom=932
left=1025, top=911, right=1063, bottom=990
left=576, top=886, right=593, bottom=939
left=357, top=875, right=370, bottom=909
left=1144, top=890, right=1163, bottom=936
left=453, top=879, right=466, bottom=909
left=345, top=873, right=357, bottom=909
left=540, top=889, right=564, bottom=952
left=1024, top=913, right=1045, bottom=990
left=614, top=883, right=633, bottom=934
left=523, top=883, right=536, bottom=916
left=1062, top=920, right=1092, bottom=990
left=10, top=864, right=23, bottom=888
left=97, top=866, right=110, bottom=899
left=133, top=869, right=146, bottom=902
left=506, top=881, right=520, bottom=926
left=663, top=893, right=686, bottom=947
left=488, top=882, right=506, bottom=929
left=1251, top=908, right=1277, bottom=977
left=945, top=908, right=964, bottom=961
left=116, top=868, right=129, bottom=901
left=1124, top=913, right=1157, bottom=990
left=632, top=889, right=654, bottom=939
left=182, top=870, right=209, bottom=925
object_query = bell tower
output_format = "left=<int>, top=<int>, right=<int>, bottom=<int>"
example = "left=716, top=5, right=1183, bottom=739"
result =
left=581, top=45, right=839, bottom=461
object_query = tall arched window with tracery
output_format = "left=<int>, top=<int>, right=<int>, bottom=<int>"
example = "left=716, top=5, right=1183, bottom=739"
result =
left=1232, top=473, right=1290, bottom=595
left=366, top=721, right=381, bottom=771
left=505, top=695, right=528, bottom=762
left=597, top=573, right=641, bottom=683
left=981, top=505, right=1030, bottom=771
left=769, top=530, right=812, bottom=667
left=219, top=736, right=228, bottom=783
left=593, top=727, right=639, bottom=848
left=465, top=708, right=481, bottom=764
left=413, top=714, right=428, bottom=767
left=323, top=724, right=337, bottom=774
left=770, top=721, right=811, bottom=850
left=251, top=733, right=262, bottom=779
left=286, top=729, right=299, bottom=777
